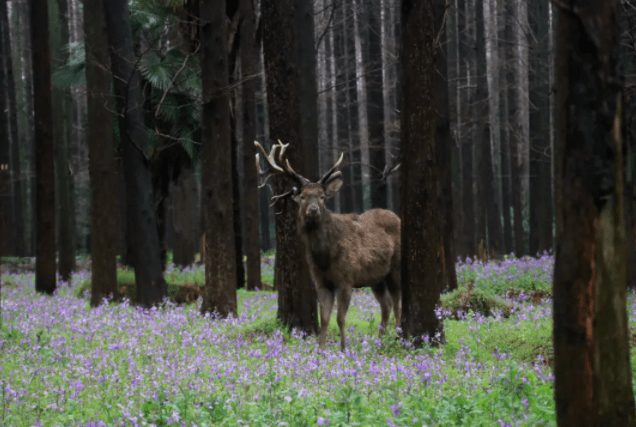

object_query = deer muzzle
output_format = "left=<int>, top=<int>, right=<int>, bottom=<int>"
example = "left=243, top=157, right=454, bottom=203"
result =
left=306, top=204, right=320, bottom=218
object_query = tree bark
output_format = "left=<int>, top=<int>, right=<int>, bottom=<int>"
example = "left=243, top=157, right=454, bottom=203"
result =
left=0, top=0, right=8, bottom=261
left=506, top=0, right=524, bottom=257
left=51, top=0, right=76, bottom=282
left=433, top=0, right=458, bottom=291
left=231, top=114, right=245, bottom=289
left=31, top=0, right=57, bottom=294
left=172, top=166, right=197, bottom=268
left=1, top=0, right=25, bottom=256
left=262, top=0, right=319, bottom=333
left=199, top=0, right=238, bottom=317
left=476, top=0, right=502, bottom=258
left=346, top=0, right=363, bottom=213
left=401, top=0, right=445, bottom=347
left=553, top=0, right=636, bottom=424
left=103, top=0, right=167, bottom=306
left=365, top=1, right=388, bottom=209
left=240, top=0, right=261, bottom=290
left=498, top=0, right=512, bottom=255
left=85, top=0, right=117, bottom=306
left=458, top=0, right=475, bottom=258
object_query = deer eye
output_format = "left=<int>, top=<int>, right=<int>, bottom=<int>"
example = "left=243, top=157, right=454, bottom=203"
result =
left=300, top=196, right=305, bottom=201
left=320, top=195, right=325, bottom=200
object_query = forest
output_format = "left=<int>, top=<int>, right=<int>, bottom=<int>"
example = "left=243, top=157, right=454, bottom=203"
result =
left=1, top=0, right=636, bottom=425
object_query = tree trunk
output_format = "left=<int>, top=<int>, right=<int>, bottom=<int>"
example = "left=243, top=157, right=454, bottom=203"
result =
left=506, top=0, right=524, bottom=257
left=51, top=0, right=76, bottom=282
left=553, top=0, right=636, bottom=424
left=240, top=0, right=261, bottom=290
left=458, top=0, right=475, bottom=258
left=401, top=0, right=445, bottom=347
left=476, top=0, right=502, bottom=258
left=335, top=1, right=354, bottom=214
left=231, top=114, right=245, bottom=289
left=433, top=0, right=458, bottom=291
left=262, top=0, right=319, bottom=333
left=103, top=0, right=167, bottom=306
left=0, top=0, right=8, bottom=261
left=31, top=0, right=57, bottom=294
left=346, top=0, right=363, bottom=213
left=1, top=0, right=25, bottom=256
left=498, top=0, right=512, bottom=255
left=172, top=166, right=197, bottom=268
left=199, top=0, right=237, bottom=317
left=256, top=50, right=272, bottom=252
left=365, top=1, right=387, bottom=209
left=85, top=0, right=117, bottom=306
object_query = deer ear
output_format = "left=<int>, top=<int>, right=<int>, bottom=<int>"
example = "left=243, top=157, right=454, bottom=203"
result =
left=325, top=178, right=343, bottom=198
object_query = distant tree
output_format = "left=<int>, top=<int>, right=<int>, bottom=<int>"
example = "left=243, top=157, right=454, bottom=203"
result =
left=199, top=0, right=237, bottom=317
left=262, top=0, right=319, bottom=333
left=401, top=0, right=445, bottom=346
left=86, top=0, right=117, bottom=306
left=50, top=0, right=76, bottom=282
left=433, top=0, right=458, bottom=291
left=0, top=0, right=25, bottom=257
left=240, top=0, right=262, bottom=291
left=553, top=0, right=636, bottom=424
left=103, top=0, right=167, bottom=306
left=31, top=0, right=56, bottom=295
left=0, top=0, right=10, bottom=260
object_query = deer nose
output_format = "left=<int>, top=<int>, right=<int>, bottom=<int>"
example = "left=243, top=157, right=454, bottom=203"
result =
left=308, top=204, right=320, bottom=214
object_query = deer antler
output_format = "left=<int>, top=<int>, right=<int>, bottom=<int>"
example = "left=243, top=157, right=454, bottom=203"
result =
left=381, top=162, right=401, bottom=182
left=254, top=141, right=284, bottom=189
left=318, top=152, right=345, bottom=186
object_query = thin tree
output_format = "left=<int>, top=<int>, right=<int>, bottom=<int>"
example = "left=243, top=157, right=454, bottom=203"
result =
left=0, top=0, right=25, bottom=257
left=553, top=0, right=636, bottom=424
left=433, top=0, right=458, bottom=291
left=401, top=0, right=445, bottom=346
left=0, top=0, right=11, bottom=259
left=240, top=0, right=261, bottom=291
left=200, top=0, right=237, bottom=317
left=51, top=0, right=76, bottom=282
left=103, top=0, right=167, bottom=306
left=262, top=0, right=319, bottom=333
left=31, top=0, right=56, bottom=294
left=86, top=0, right=117, bottom=306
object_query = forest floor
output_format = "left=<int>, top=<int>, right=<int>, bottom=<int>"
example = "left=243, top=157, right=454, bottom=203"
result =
left=1, top=252, right=632, bottom=426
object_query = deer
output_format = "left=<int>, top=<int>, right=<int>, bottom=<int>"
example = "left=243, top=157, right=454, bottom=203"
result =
left=255, top=140, right=401, bottom=352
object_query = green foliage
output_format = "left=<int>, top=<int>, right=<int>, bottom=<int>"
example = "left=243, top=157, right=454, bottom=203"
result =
left=441, top=285, right=513, bottom=319
left=52, top=0, right=202, bottom=165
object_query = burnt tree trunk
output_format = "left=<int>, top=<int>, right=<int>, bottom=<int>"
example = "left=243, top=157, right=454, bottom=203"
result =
left=401, top=0, right=445, bottom=347
left=553, top=0, right=636, bottom=424
left=31, top=0, right=56, bottom=294
left=200, top=0, right=238, bottom=317
left=240, top=0, right=261, bottom=291
left=103, top=0, right=167, bottom=306
left=262, top=0, right=319, bottom=333
left=433, top=0, right=458, bottom=291
left=85, top=0, right=117, bottom=306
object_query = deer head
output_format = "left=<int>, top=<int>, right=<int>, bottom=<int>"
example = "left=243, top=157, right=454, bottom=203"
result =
left=254, top=140, right=344, bottom=218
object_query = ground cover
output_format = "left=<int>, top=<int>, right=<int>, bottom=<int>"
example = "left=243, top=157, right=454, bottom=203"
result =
left=0, top=252, right=632, bottom=426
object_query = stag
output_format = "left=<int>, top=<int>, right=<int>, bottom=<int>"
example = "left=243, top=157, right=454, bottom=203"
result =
left=255, top=140, right=401, bottom=351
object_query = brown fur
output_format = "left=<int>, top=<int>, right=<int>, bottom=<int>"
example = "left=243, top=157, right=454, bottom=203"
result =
left=292, top=182, right=401, bottom=351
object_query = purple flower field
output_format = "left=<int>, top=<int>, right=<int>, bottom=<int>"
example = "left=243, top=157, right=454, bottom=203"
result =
left=0, top=254, right=633, bottom=426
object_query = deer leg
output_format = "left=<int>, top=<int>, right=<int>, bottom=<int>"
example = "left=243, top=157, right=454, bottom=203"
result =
left=317, top=287, right=335, bottom=351
left=372, top=287, right=391, bottom=337
left=336, top=287, right=353, bottom=351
